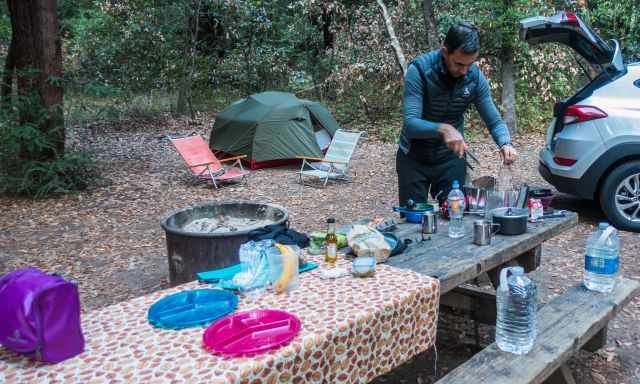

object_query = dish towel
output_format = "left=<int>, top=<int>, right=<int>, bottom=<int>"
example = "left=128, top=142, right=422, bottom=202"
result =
left=197, top=262, right=319, bottom=285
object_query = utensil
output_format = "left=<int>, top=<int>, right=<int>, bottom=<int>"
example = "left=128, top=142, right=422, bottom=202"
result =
left=473, top=220, right=501, bottom=245
left=491, top=207, right=528, bottom=235
left=466, top=149, right=480, bottom=164
left=463, top=157, right=475, bottom=171
left=541, top=209, right=568, bottom=219
left=462, top=149, right=480, bottom=172
left=422, top=211, right=437, bottom=235
left=516, top=183, right=530, bottom=209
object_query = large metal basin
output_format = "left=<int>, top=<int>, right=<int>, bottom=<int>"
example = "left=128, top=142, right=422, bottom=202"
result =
left=161, top=202, right=288, bottom=285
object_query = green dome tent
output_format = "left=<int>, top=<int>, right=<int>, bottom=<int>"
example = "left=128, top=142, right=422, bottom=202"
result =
left=209, top=91, right=342, bottom=169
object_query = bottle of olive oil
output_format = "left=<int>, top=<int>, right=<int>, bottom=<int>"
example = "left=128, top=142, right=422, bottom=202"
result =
left=325, top=218, right=337, bottom=265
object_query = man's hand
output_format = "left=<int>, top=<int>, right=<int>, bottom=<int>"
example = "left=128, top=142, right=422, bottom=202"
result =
left=437, top=123, right=467, bottom=158
left=500, top=144, right=517, bottom=165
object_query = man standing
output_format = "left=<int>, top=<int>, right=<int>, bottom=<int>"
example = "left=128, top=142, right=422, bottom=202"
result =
left=397, top=22, right=517, bottom=205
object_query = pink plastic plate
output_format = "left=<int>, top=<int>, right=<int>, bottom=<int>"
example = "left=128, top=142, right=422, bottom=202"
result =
left=203, top=309, right=301, bottom=357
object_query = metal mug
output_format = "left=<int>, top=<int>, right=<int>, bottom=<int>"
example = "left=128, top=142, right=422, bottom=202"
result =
left=473, top=220, right=501, bottom=246
left=422, top=211, right=437, bottom=235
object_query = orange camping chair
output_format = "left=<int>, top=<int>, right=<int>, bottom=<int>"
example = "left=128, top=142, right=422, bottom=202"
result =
left=168, top=135, right=249, bottom=188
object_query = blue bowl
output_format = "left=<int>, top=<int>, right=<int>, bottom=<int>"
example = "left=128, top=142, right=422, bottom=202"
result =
left=393, top=206, right=433, bottom=223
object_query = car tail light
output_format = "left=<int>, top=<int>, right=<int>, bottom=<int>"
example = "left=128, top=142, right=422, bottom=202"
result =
left=562, top=11, right=578, bottom=25
left=563, top=105, right=608, bottom=125
left=553, top=157, right=577, bottom=166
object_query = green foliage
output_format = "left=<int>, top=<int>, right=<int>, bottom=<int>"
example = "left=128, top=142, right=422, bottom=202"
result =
left=581, top=0, right=640, bottom=62
left=0, top=94, right=99, bottom=198
left=3, top=0, right=638, bottom=143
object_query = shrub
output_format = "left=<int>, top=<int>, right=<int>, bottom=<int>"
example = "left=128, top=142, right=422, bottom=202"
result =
left=0, top=93, right=99, bottom=198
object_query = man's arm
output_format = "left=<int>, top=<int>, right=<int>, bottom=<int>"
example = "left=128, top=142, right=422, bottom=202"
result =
left=473, top=71, right=511, bottom=147
left=402, top=64, right=441, bottom=139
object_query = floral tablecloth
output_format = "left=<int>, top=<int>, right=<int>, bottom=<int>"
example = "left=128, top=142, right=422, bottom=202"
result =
left=0, top=255, right=440, bottom=384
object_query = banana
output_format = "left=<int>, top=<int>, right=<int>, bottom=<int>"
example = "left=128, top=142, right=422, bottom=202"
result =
left=273, top=243, right=296, bottom=294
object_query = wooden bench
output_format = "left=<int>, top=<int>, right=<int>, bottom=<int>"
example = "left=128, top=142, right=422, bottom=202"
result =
left=436, top=278, right=640, bottom=384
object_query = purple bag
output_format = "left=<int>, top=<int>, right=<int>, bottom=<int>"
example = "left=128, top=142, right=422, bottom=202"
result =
left=0, top=268, right=85, bottom=363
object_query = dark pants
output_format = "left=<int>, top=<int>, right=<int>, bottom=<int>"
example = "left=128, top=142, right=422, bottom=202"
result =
left=396, top=148, right=465, bottom=205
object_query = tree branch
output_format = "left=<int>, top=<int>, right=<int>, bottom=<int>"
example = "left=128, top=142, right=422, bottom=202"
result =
left=375, top=0, right=406, bottom=77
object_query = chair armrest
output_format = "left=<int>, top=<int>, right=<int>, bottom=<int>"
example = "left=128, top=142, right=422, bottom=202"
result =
left=295, top=155, right=324, bottom=161
left=189, top=161, right=217, bottom=168
left=295, top=156, right=347, bottom=164
left=219, top=155, right=247, bottom=163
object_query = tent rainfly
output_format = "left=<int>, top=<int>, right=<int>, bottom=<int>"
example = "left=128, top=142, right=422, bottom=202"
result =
left=209, top=91, right=342, bottom=169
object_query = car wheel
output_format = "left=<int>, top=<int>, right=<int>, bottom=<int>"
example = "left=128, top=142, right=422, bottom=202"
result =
left=599, top=160, right=640, bottom=232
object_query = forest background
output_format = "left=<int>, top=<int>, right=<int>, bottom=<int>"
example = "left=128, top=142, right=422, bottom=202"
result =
left=0, top=0, right=638, bottom=197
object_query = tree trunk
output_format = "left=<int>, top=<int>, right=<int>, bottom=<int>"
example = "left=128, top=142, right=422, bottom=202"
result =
left=321, top=5, right=334, bottom=50
left=1, top=36, right=15, bottom=102
left=7, top=0, right=64, bottom=156
left=422, top=0, right=439, bottom=50
left=500, top=45, right=517, bottom=134
left=376, top=0, right=407, bottom=77
left=176, top=0, right=201, bottom=118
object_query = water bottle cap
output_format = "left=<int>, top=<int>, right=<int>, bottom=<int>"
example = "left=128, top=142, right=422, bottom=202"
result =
left=511, top=266, right=525, bottom=276
left=452, top=180, right=460, bottom=189
left=598, top=222, right=609, bottom=230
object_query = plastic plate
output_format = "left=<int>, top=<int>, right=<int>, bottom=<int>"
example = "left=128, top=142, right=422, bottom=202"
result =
left=148, top=289, right=238, bottom=330
left=203, top=309, right=301, bottom=357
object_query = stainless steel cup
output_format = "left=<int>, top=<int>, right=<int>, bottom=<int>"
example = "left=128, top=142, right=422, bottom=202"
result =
left=422, top=211, right=437, bottom=234
left=473, top=220, right=501, bottom=245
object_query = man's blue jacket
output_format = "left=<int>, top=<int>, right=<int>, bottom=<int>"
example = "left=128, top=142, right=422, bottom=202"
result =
left=400, top=49, right=511, bottom=161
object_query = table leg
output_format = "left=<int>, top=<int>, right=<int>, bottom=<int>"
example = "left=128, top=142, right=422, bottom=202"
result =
left=543, top=364, right=577, bottom=384
left=486, top=245, right=542, bottom=289
left=516, top=245, right=542, bottom=272
left=440, top=286, right=497, bottom=325
left=582, top=327, right=608, bottom=352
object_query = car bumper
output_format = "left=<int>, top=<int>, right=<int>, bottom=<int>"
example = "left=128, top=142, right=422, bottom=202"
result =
left=538, top=161, right=593, bottom=199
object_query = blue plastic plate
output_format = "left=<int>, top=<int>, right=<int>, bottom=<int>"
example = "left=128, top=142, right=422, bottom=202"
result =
left=148, top=289, right=238, bottom=329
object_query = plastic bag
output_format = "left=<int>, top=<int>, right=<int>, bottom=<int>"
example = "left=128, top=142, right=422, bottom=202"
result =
left=267, top=244, right=300, bottom=294
left=496, top=164, right=516, bottom=192
left=230, top=240, right=274, bottom=293
left=494, top=164, right=519, bottom=207
left=347, top=225, right=391, bottom=264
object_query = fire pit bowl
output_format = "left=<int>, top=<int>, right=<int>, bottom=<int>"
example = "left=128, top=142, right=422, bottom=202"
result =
left=161, top=202, right=288, bottom=285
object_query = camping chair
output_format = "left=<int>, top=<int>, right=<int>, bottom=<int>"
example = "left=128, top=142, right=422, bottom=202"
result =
left=296, top=129, right=363, bottom=187
left=168, top=135, right=249, bottom=189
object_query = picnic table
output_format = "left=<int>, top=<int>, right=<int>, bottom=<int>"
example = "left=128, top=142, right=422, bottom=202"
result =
left=0, top=255, right=440, bottom=384
left=387, top=212, right=579, bottom=294
left=386, top=212, right=640, bottom=384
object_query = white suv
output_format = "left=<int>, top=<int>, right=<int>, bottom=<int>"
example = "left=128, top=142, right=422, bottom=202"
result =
left=521, top=11, right=640, bottom=232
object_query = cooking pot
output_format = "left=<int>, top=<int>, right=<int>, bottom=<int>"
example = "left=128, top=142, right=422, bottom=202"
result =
left=491, top=207, right=528, bottom=235
left=393, top=205, right=434, bottom=224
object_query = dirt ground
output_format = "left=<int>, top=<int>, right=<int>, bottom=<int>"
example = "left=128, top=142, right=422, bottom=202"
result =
left=1, top=116, right=639, bottom=383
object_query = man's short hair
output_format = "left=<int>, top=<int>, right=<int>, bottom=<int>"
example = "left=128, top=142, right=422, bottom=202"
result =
left=444, top=22, right=480, bottom=54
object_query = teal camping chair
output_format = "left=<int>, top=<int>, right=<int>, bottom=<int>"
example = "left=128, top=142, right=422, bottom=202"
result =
left=296, top=129, right=363, bottom=187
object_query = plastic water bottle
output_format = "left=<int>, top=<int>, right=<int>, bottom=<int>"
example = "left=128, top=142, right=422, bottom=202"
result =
left=447, top=180, right=466, bottom=238
left=584, top=222, right=619, bottom=293
left=496, top=266, right=537, bottom=355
